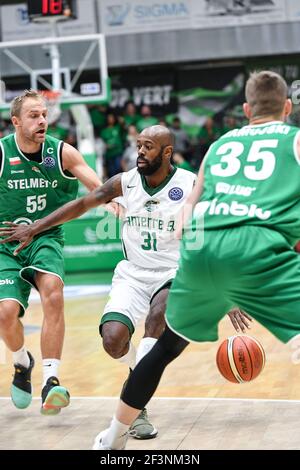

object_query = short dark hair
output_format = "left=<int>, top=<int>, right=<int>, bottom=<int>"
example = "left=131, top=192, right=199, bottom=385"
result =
left=245, top=71, right=288, bottom=119
left=10, top=89, right=45, bottom=118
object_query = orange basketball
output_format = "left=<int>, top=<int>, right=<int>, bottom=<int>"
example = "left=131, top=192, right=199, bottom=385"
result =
left=216, top=335, right=265, bottom=383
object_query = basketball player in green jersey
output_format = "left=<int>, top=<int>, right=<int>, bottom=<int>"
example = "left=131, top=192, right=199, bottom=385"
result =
left=0, top=90, right=104, bottom=415
left=0, top=124, right=251, bottom=440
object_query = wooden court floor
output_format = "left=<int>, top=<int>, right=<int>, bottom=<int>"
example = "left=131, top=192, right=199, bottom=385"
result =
left=0, top=293, right=300, bottom=450
left=1, top=396, right=300, bottom=450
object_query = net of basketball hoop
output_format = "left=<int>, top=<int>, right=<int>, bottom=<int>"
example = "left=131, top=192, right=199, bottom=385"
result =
left=40, top=89, right=62, bottom=124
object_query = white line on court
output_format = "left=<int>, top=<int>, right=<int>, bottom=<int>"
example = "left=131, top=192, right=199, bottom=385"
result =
left=29, top=284, right=110, bottom=302
left=1, top=396, right=300, bottom=404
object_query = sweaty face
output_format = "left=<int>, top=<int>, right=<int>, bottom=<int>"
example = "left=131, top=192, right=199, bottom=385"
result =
left=136, top=137, right=164, bottom=175
left=16, top=98, right=48, bottom=144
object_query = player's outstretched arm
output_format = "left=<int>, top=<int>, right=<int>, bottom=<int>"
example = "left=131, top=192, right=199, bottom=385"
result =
left=61, top=142, right=120, bottom=216
left=0, top=173, right=123, bottom=255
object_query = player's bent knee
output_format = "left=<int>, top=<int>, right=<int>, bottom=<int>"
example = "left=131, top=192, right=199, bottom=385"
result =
left=101, top=321, right=130, bottom=358
left=42, top=290, right=63, bottom=308
left=102, top=332, right=127, bottom=359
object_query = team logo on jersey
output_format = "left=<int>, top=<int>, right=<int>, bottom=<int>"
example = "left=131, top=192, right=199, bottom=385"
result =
left=43, top=156, right=55, bottom=168
left=32, top=166, right=41, bottom=173
left=144, top=200, right=160, bottom=212
left=168, top=187, right=183, bottom=201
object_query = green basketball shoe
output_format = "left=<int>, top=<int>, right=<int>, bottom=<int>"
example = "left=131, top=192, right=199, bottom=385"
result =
left=41, top=376, right=70, bottom=416
left=11, top=351, right=35, bottom=409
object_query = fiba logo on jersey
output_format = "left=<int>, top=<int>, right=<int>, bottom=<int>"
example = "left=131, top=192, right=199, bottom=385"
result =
left=43, top=156, right=56, bottom=168
left=168, top=187, right=183, bottom=201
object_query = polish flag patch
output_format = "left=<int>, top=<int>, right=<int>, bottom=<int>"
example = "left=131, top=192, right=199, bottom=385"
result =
left=9, top=157, right=22, bottom=166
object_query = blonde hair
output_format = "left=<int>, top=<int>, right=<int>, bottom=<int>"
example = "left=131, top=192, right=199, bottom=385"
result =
left=10, top=89, right=46, bottom=118
left=245, top=71, right=288, bottom=120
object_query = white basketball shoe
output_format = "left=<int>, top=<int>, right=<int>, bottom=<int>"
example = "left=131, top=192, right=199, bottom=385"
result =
left=93, top=428, right=128, bottom=450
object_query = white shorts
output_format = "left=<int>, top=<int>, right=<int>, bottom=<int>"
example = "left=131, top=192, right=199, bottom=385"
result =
left=102, top=259, right=177, bottom=331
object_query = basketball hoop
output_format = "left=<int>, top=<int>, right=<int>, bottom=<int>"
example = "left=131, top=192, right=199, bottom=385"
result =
left=40, top=90, right=62, bottom=124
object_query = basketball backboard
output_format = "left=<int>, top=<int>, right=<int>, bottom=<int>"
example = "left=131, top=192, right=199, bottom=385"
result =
left=0, top=34, right=110, bottom=113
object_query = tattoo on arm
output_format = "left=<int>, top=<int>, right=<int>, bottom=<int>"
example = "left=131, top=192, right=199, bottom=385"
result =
left=94, top=174, right=122, bottom=204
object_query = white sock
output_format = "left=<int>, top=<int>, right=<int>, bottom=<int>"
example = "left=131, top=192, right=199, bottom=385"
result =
left=103, top=415, right=130, bottom=450
left=136, top=337, right=157, bottom=365
left=42, top=358, right=60, bottom=386
left=13, top=345, right=30, bottom=369
left=118, top=342, right=136, bottom=369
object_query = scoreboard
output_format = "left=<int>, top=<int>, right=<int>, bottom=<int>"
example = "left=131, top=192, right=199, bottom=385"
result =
left=27, top=0, right=77, bottom=21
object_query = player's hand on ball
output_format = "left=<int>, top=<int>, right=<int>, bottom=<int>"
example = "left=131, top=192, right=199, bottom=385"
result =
left=227, top=308, right=252, bottom=333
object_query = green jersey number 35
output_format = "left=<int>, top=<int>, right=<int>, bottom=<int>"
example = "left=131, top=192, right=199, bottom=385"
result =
left=211, top=139, right=278, bottom=180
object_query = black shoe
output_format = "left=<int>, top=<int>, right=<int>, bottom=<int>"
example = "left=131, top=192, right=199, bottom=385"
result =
left=11, top=351, right=35, bottom=409
left=41, top=376, right=70, bottom=416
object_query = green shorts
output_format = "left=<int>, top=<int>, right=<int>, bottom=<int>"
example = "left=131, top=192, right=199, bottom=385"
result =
left=166, top=225, right=300, bottom=344
left=0, top=232, right=64, bottom=316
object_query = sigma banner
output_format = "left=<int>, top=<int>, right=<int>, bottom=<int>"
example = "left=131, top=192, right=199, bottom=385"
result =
left=99, top=0, right=193, bottom=35
left=99, top=0, right=300, bottom=36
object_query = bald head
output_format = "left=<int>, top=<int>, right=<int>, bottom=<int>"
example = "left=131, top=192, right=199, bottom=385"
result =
left=136, top=125, right=174, bottom=176
left=140, top=125, right=175, bottom=147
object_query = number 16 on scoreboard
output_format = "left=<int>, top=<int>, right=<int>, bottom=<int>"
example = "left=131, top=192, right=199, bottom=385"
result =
left=27, top=0, right=77, bottom=20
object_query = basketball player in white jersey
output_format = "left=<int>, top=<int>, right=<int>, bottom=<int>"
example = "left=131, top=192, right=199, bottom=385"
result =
left=99, top=126, right=197, bottom=439
left=0, top=125, right=251, bottom=439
